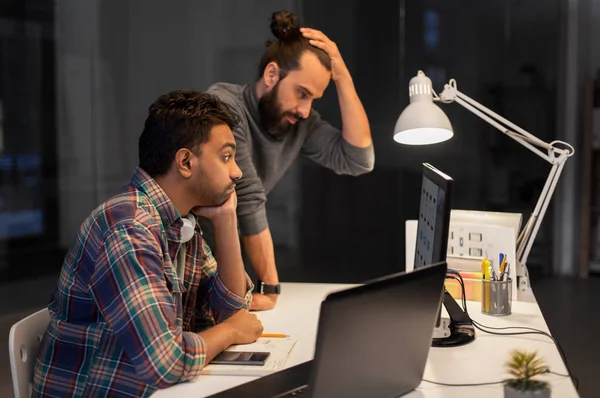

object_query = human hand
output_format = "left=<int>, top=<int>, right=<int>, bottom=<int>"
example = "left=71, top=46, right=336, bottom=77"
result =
left=300, top=27, right=351, bottom=82
left=192, top=190, right=237, bottom=222
left=223, top=309, right=264, bottom=345
left=250, top=293, right=278, bottom=311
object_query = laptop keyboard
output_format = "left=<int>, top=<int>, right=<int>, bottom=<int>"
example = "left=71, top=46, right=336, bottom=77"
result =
left=278, top=385, right=308, bottom=397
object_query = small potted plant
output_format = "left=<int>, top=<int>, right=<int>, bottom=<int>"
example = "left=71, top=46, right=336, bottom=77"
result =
left=504, top=350, right=551, bottom=398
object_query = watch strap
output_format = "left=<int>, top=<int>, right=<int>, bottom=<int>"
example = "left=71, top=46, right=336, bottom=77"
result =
left=257, top=280, right=281, bottom=295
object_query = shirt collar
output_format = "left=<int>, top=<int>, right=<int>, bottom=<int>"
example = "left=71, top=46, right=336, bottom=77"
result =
left=130, top=166, right=181, bottom=230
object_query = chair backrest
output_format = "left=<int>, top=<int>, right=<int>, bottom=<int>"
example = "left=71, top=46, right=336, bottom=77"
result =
left=8, top=308, right=50, bottom=398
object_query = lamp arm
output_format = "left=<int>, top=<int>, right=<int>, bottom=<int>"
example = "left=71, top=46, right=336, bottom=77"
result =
left=437, top=81, right=574, bottom=296
left=453, top=96, right=555, bottom=161
left=517, top=159, right=568, bottom=268
left=439, top=84, right=571, bottom=162
left=444, top=86, right=551, bottom=147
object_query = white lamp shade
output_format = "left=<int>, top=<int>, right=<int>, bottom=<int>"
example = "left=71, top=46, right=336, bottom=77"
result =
left=394, top=101, right=453, bottom=145
left=394, top=70, right=454, bottom=145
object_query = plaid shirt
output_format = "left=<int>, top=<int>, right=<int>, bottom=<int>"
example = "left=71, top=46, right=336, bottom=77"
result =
left=32, top=167, right=252, bottom=397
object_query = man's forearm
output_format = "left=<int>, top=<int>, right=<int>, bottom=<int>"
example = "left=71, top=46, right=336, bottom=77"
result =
left=241, top=228, right=279, bottom=285
left=335, top=75, right=372, bottom=148
left=198, top=323, right=237, bottom=365
left=213, top=214, right=246, bottom=297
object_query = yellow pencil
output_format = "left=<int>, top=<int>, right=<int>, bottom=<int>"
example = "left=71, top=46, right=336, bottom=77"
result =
left=481, top=258, right=486, bottom=279
left=260, top=333, right=288, bottom=338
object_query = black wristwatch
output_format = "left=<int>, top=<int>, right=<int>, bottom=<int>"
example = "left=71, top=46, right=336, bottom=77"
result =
left=256, top=280, right=281, bottom=295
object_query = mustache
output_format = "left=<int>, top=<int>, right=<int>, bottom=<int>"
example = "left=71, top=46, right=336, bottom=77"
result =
left=283, top=111, right=303, bottom=121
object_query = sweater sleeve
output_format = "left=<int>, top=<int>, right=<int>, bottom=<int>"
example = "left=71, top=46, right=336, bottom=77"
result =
left=301, top=109, right=375, bottom=175
left=208, top=88, right=269, bottom=237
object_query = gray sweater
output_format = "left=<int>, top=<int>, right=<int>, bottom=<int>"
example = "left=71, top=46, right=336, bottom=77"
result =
left=206, top=83, right=375, bottom=237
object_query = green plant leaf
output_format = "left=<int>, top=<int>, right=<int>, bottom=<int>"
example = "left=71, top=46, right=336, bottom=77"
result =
left=504, top=349, right=549, bottom=390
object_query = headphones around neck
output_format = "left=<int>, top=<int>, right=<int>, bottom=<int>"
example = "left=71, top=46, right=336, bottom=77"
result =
left=181, top=214, right=196, bottom=243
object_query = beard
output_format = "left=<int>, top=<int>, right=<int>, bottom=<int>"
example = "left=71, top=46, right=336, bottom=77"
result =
left=212, top=182, right=236, bottom=206
left=215, top=182, right=236, bottom=205
left=258, top=81, right=303, bottom=140
left=195, top=179, right=236, bottom=207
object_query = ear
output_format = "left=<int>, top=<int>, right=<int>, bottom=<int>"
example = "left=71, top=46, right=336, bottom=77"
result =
left=174, top=148, right=194, bottom=179
left=263, top=62, right=281, bottom=88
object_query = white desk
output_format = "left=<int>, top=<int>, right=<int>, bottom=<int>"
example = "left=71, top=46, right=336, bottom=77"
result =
left=152, top=282, right=579, bottom=398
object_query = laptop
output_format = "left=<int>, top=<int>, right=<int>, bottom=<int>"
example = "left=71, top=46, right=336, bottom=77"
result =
left=208, top=262, right=447, bottom=398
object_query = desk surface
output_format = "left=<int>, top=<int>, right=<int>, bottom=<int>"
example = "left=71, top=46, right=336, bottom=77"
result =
left=152, top=282, right=578, bottom=398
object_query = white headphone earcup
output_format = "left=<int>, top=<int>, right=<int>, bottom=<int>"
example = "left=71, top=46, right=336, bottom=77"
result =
left=180, top=214, right=196, bottom=243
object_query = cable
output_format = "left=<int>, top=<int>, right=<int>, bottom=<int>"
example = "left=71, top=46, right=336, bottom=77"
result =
left=422, top=369, right=572, bottom=388
left=446, top=275, right=468, bottom=309
left=446, top=270, right=469, bottom=312
left=431, top=271, right=578, bottom=389
left=422, top=379, right=504, bottom=387
left=445, top=270, right=579, bottom=391
left=471, top=321, right=579, bottom=390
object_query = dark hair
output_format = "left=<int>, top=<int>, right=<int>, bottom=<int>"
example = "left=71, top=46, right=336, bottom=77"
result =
left=139, top=90, right=238, bottom=177
left=258, top=10, right=331, bottom=79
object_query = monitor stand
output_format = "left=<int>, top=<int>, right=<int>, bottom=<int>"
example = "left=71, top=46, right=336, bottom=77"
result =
left=431, top=289, right=475, bottom=347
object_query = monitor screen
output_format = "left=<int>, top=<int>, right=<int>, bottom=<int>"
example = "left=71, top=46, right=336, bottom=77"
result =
left=415, top=163, right=453, bottom=269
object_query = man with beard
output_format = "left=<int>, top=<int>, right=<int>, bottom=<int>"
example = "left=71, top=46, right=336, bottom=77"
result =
left=32, top=91, right=263, bottom=397
left=206, top=11, right=374, bottom=311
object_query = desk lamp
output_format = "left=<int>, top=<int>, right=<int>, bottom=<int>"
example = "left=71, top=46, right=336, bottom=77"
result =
left=395, top=71, right=574, bottom=301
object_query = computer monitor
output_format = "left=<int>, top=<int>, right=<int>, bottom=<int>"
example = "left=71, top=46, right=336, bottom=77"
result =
left=414, top=163, right=475, bottom=347
left=414, top=163, right=453, bottom=268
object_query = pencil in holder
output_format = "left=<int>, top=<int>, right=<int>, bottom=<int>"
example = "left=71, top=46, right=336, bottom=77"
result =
left=481, top=278, right=512, bottom=316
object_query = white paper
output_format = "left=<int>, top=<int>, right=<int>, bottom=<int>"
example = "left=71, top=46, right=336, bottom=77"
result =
left=200, top=337, right=297, bottom=376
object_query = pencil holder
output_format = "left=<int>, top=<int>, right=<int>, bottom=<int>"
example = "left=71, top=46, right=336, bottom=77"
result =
left=481, top=278, right=512, bottom=316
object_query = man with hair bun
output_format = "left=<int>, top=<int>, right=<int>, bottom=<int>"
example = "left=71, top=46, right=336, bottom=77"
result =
left=206, top=10, right=374, bottom=310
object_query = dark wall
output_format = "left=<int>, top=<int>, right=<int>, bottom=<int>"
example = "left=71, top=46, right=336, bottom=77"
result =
left=297, top=0, right=561, bottom=282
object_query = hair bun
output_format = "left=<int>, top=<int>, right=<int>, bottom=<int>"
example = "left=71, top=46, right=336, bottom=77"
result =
left=270, top=10, right=300, bottom=41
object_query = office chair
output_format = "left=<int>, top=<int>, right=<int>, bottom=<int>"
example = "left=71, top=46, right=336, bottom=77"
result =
left=8, top=308, right=50, bottom=398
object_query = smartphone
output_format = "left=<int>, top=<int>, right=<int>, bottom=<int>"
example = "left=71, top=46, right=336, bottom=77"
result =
left=211, top=351, right=271, bottom=366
